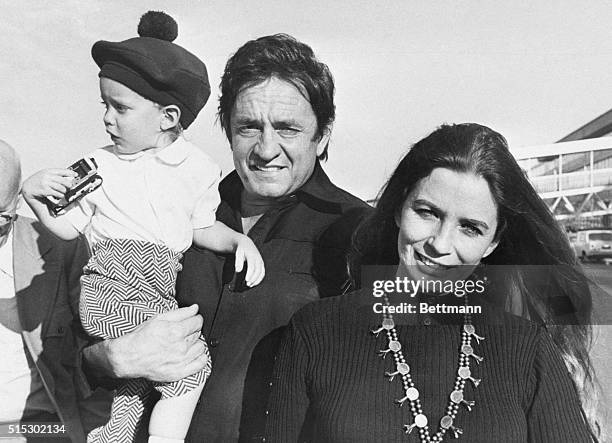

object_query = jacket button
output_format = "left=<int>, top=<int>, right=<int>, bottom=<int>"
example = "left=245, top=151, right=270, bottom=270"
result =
left=423, top=317, right=432, bottom=326
left=57, top=326, right=65, bottom=334
left=209, top=339, right=220, bottom=347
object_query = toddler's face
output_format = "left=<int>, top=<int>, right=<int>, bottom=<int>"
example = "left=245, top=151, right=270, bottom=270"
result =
left=99, top=77, right=165, bottom=154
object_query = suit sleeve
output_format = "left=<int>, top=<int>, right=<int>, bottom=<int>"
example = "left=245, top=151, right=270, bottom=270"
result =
left=526, top=328, right=594, bottom=442
left=265, top=318, right=312, bottom=442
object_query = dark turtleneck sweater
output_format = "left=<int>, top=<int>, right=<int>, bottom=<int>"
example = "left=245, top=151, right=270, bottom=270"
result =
left=265, top=291, right=593, bottom=442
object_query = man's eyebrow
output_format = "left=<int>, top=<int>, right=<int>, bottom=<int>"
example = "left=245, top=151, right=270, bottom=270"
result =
left=232, top=116, right=260, bottom=125
left=272, top=118, right=302, bottom=127
left=232, top=116, right=304, bottom=128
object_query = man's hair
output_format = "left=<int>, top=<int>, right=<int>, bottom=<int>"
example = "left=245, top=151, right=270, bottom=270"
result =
left=218, top=33, right=335, bottom=160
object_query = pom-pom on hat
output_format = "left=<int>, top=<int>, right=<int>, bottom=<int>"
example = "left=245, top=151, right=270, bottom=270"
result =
left=92, top=11, right=210, bottom=129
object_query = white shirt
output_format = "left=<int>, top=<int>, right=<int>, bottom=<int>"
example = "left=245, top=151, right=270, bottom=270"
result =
left=63, top=137, right=221, bottom=253
left=0, top=229, right=54, bottom=423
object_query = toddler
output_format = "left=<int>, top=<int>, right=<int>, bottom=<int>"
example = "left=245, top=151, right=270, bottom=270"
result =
left=22, top=11, right=264, bottom=443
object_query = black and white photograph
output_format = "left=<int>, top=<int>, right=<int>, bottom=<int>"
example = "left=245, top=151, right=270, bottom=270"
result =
left=1, top=1, right=611, bottom=442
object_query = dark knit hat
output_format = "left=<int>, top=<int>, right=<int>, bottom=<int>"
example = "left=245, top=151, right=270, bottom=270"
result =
left=92, top=11, right=210, bottom=129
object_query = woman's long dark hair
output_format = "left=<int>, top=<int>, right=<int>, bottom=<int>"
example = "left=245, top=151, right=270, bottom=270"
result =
left=351, top=123, right=600, bottom=438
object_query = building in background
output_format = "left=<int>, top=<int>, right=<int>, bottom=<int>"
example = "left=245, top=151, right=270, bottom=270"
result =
left=513, top=109, right=612, bottom=230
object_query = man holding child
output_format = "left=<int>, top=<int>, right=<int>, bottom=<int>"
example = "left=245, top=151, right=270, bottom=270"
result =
left=85, top=33, right=369, bottom=442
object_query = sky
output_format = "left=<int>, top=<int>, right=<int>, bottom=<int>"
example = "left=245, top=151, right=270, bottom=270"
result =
left=2, top=0, right=612, bottom=202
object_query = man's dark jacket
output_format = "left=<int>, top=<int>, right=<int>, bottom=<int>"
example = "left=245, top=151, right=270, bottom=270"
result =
left=176, top=162, right=371, bottom=442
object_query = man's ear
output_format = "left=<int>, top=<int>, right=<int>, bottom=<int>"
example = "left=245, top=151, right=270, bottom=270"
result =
left=315, top=126, right=332, bottom=157
left=160, top=105, right=181, bottom=131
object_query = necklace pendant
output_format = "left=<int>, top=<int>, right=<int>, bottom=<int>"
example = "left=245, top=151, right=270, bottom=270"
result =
left=469, top=352, right=483, bottom=364
left=395, top=394, right=409, bottom=407
left=386, top=362, right=410, bottom=381
left=404, top=413, right=428, bottom=433
left=450, top=425, right=463, bottom=438
left=440, top=415, right=463, bottom=438
left=463, top=324, right=484, bottom=344
left=450, top=389, right=475, bottom=411
left=460, top=399, right=475, bottom=411
left=384, top=370, right=397, bottom=382
left=378, top=348, right=391, bottom=358
left=371, top=318, right=395, bottom=336
left=461, top=344, right=483, bottom=364
left=458, top=366, right=481, bottom=387
left=403, top=423, right=417, bottom=434
left=450, top=390, right=463, bottom=404
left=379, top=340, right=402, bottom=358
left=395, top=387, right=419, bottom=406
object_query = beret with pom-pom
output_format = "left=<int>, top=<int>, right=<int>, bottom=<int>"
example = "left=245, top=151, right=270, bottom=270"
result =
left=91, top=11, right=210, bottom=129
left=137, top=11, right=178, bottom=42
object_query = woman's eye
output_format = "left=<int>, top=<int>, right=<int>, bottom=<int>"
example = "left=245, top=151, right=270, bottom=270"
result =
left=461, top=224, right=482, bottom=237
left=416, top=208, right=436, bottom=218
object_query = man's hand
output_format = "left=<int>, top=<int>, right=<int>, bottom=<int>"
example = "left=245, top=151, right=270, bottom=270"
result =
left=234, top=235, right=265, bottom=287
left=86, top=305, right=209, bottom=383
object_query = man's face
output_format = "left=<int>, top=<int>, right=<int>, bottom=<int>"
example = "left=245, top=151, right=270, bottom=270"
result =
left=229, top=77, right=330, bottom=201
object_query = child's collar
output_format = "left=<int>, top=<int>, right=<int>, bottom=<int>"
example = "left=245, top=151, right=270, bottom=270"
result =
left=155, top=136, right=189, bottom=165
left=111, top=136, right=189, bottom=165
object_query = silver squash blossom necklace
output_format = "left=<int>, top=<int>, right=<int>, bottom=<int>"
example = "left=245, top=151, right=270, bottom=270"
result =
left=371, top=293, right=483, bottom=442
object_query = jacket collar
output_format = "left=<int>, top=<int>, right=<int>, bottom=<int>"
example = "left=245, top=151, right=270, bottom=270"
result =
left=219, top=161, right=344, bottom=215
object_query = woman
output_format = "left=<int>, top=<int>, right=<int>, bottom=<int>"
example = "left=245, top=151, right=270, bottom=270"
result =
left=265, top=123, right=599, bottom=442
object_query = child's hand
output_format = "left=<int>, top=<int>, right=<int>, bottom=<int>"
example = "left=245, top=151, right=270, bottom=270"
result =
left=22, top=169, right=77, bottom=201
left=234, top=235, right=265, bottom=287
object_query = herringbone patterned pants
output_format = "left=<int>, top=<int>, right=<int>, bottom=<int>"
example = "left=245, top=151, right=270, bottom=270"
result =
left=80, top=239, right=211, bottom=443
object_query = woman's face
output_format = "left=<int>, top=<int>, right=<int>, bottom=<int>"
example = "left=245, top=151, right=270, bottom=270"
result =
left=395, top=168, right=499, bottom=284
